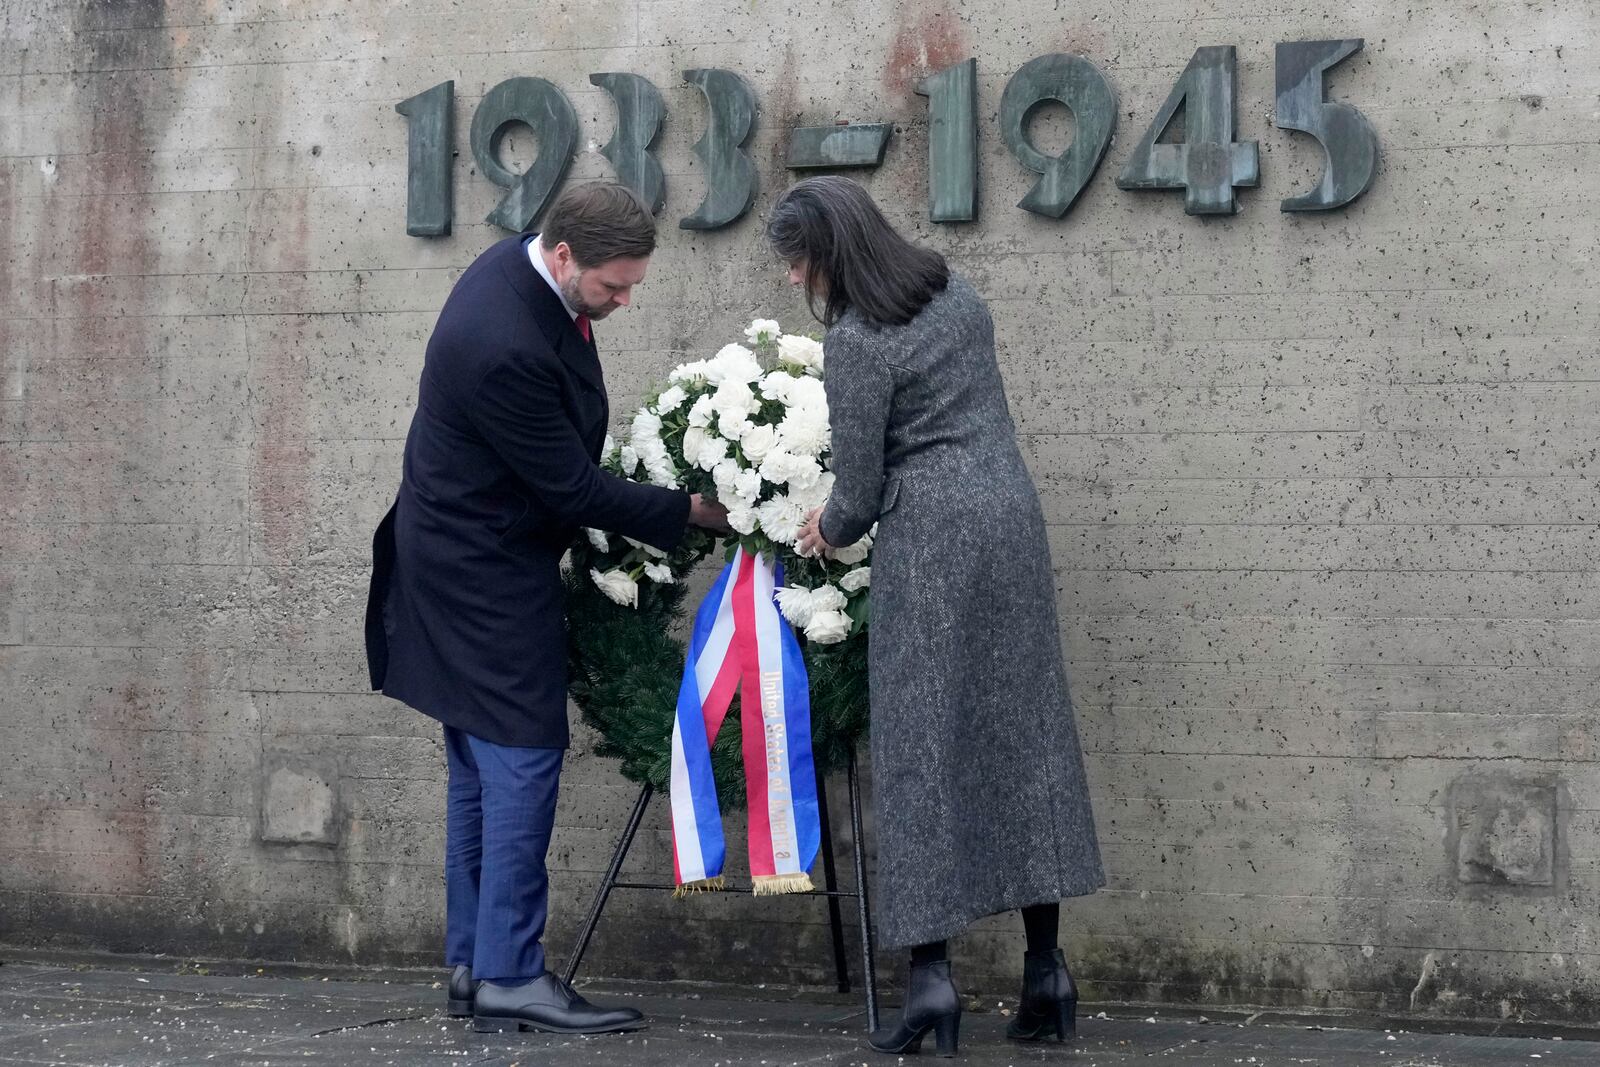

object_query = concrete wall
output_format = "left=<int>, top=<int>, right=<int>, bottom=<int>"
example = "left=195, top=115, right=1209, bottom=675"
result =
left=3, top=0, right=1598, bottom=1024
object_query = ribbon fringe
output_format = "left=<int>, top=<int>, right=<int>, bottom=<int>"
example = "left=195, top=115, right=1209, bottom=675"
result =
left=751, top=872, right=816, bottom=897
left=672, top=876, right=727, bottom=899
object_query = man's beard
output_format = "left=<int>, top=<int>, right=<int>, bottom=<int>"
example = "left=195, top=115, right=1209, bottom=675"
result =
left=561, top=272, right=613, bottom=319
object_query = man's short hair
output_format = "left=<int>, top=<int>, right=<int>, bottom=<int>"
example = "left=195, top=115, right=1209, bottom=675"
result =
left=539, top=183, right=657, bottom=266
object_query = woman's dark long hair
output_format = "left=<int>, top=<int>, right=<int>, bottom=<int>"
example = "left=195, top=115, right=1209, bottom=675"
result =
left=766, top=176, right=949, bottom=328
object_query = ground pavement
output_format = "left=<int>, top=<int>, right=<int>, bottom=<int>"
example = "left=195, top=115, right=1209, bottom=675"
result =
left=0, top=960, right=1589, bottom=1066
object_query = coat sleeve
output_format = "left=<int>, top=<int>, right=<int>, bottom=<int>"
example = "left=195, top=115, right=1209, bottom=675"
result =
left=819, top=327, right=894, bottom=549
left=469, top=355, right=690, bottom=551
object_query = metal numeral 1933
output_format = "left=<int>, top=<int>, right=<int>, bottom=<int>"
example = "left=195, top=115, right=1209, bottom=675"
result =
left=396, top=40, right=1377, bottom=236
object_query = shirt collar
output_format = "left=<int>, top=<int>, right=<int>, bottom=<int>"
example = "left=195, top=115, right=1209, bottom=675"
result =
left=526, top=235, right=579, bottom=321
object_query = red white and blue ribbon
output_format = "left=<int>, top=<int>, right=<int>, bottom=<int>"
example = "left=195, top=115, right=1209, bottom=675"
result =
left=670, top=547, right=820, bottom=895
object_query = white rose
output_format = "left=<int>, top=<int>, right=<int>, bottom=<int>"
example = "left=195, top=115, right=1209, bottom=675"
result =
left=755, top=494, right=806, bottom=545
left=839, top=567, right=871, bottom=592
left=744, top=319, right=782, bottom=345
left=681, top=426, right=710, bottom=469
left=775, top=586, right=818, bottom=628
left=687, top=394, right=716, bottom=428
left=655, top=385, right=689, bottom=413
left=829, top=536, right=871, bottom=566
left=585, top=528, right=610, bottom=552
left=590, top=568, right=639, bottom=608
left=727, top=504, right=758, bottom=535
left=718, top=411, right=752, bottom=442
left=739, top=422, right=779, bottom=463
left=804, top=609, right=851, bottom=644
left=642, top=561, right=675, bottom=584
left=776, top=334, right=825, bottom=373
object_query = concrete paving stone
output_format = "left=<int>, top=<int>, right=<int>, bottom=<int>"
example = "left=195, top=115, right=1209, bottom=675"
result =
left=0, top=965, right=1592, bottom=1066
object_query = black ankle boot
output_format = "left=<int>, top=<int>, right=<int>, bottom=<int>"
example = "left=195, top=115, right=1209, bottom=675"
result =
left=1006, top=948, right=1077, bottom=1041
left=868, top=960, right=961, bottom=1057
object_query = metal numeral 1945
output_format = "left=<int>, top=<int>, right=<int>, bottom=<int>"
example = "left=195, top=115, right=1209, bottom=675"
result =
left=396, top=40, right=1378, bottom=235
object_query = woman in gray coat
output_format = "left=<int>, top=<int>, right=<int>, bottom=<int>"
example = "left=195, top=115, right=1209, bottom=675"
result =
left=772, top=176, right=1105, bottom=1057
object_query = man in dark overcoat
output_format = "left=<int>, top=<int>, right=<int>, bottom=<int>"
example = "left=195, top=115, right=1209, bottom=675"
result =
left=366, top=183, right=725, bottom=1034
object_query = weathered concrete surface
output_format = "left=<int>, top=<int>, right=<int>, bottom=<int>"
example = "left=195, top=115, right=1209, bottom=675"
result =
left=0, top=961, right=1593, bottom=1067
left=3, top=0, right=1600, bottom=1027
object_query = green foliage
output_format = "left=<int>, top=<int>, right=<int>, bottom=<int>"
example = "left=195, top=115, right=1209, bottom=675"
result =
left=566, top=537, right=869, bottom=809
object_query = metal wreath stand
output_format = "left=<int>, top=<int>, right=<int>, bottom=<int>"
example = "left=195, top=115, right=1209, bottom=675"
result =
left=561, top=749, right=881, bottom=1031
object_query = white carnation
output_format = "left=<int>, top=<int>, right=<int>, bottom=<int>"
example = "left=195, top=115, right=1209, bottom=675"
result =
left=619, top=444, right=639, bottom=474
left=710, top=381, right=761, bottom=423
left=783, top=374, right=828, bottom=412
left=712, top=459, right=742, bottom=499
left=655, top=385, right=689, bottom=413
left=585, top=528, right=610, bottom=551
left=744, top=319, right=782, bottom=345
left=810, top=584, right=847, bottom=613
left=694, top=433, right=729, bottom=472
left=669, top=359, right=712, bottom=384
left=776, top=407, right=830, bottom=457
left=709, top=344, right=763, bottom=386
left=839, top=567, right=871, bottom=592
left=759, top=448, right=823, bottom=490
left=788, top=471, right=834, bottom=513
left=776, top=334, right=825, bottom=374
left=804, top=609, right=851, bottom=644
left=727, top=504, right=758, bottom=535
left=775, top=586, right=818, bottom=628
left=760, top=371, right=796, bottom=404
left=602, top=433, right=617, bottom=459
left=623, top=535, right=667, bottom=559
left=732, top=467, right=764, bottom=506
left=755, top=494, right=806, bottom=545
left=642, top=561, right=675, bottom=584
left=590, top=568, right=638, bottom=608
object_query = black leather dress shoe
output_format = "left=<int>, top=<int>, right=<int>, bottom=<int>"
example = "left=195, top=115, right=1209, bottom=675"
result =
left=447, top=965, right=479, bottom=1018
left=473, top=973, right=646, bottom=1035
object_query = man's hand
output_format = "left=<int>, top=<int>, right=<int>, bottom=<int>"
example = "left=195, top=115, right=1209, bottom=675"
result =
left=689, top=493, right=731, bottom=533
left=796, top=506, right=832, bottom=558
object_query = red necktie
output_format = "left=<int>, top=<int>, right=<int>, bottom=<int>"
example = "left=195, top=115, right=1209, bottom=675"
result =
left=575, top=314, right=591, bottom=343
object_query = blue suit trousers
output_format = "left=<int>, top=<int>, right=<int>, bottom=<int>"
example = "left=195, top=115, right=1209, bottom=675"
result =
left=443, top=725, right=564, bottom=982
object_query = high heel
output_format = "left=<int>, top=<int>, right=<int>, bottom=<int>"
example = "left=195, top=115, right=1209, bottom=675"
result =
left=1006, top=948, right=1078, bottom=1042
left=867, top=960, right=962, bottom=1057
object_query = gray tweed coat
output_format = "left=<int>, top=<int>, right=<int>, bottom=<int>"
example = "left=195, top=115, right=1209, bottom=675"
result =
left=819, top=274, right=1105, bottom=950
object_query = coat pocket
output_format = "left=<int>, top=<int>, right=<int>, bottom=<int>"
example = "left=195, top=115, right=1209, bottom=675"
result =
left=879, top=476, right=903, bottom=515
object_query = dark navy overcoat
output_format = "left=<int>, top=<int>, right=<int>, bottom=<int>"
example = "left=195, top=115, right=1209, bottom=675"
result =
left=365, top=235, right=688, bottom=747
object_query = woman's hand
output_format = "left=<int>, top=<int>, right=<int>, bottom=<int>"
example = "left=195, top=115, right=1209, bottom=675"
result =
left=796, top=507, right=832, bottom=557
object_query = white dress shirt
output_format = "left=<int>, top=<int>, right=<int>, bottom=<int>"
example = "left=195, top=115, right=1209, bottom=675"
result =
left=526, top=236, right=579, bottom=321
